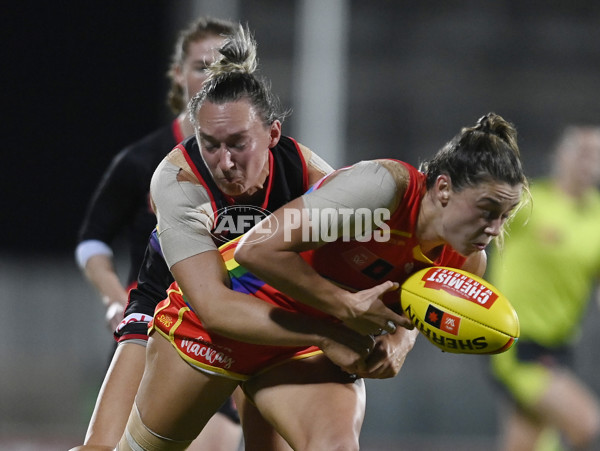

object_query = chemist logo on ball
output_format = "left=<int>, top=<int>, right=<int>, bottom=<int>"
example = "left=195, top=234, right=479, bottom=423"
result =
left=209, top=205, right=279, bottom=244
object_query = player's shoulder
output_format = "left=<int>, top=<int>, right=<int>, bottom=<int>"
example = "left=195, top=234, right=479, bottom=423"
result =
left=374, top=159, right=411, bottom=183
left=352, top=159, right=411, bottom=198
left=151, top=150, right=210, bottom=209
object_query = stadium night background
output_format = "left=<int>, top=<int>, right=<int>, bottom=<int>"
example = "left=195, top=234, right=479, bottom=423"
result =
left=3, top=1, right=600, bottom=449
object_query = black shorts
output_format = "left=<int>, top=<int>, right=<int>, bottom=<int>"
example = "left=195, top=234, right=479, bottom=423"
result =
left=487, top=340, right=574, bottom=407
left=115, top=233, right=173, bottom=343
left=217, top=396, right=240, bottom=424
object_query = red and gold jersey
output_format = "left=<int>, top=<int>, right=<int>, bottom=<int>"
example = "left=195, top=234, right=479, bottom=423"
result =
left=302, top=161, right=466, bottom=298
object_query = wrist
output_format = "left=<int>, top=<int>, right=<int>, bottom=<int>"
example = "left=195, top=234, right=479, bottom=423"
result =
left=313, top=320, right=347, bottom=349
left=327, top=290, right=355, bottom=322
left=102, top=296, right=127, bottom=308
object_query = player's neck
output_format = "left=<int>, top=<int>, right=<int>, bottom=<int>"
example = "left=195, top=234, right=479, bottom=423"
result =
left=177, top=113, right=195, bottom=138
left=415, top=193, right=445, bottom=255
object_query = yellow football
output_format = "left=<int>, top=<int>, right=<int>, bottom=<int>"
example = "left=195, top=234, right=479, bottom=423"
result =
left=400, top=267, right=519, bottom=354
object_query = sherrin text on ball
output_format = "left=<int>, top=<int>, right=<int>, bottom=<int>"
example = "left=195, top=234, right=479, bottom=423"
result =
left=400, top=267, right=519, bottom=354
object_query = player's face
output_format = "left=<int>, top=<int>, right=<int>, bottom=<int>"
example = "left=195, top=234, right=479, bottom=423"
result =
left=177, top=35, right=226, bottom=103
left=441, top=180, right=522, bottom=256
left=196, top=99, right=281, bottom=197
left=561, top=132, right=600, bottom=189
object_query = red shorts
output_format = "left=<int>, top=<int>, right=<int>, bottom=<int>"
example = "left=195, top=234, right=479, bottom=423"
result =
left=149, top=283, right=322, bottom=381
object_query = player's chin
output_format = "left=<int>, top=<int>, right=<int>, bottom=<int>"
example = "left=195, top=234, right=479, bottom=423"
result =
left=457, top=241, right=488, bottom=256
left=219, top=181, right=247, bottom=197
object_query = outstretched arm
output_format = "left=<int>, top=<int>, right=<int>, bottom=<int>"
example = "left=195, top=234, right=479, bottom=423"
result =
left=171, top=249, right=374, bottom=373
left=80, top=252, right=128, bottom=330
left=235, top=161, right=413, bottom=335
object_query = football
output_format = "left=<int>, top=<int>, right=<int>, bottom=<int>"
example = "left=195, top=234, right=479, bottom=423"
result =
left=400, top=266, right=519, bottom=354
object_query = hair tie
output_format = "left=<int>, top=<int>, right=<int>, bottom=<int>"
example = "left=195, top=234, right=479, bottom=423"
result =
left=476, top=114, right=493, bottom=133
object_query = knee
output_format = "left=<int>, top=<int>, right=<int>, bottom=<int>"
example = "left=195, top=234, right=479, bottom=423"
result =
left=302, top=430, right=360, bottom=451
left=576, top=419, right=600, bottom=448
left=312, top=439, right=359, bottom=451
left=568, top=404, right=600, bottom=448
left=117, top=403, right=192, bottom=451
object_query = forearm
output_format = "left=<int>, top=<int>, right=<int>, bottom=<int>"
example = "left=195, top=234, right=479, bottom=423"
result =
left=84, top=254, right=129, bottom=307
left=235, top=199, right=354, bottom=320
left=171, top=252, right=351, bottom=349
left=238, top=247, right=353, bottom=319
left=200, top=286, right=336, bottom=347
left=184, top=282, right=375, bottom=374
left=235, top=241, right=408, bottom=335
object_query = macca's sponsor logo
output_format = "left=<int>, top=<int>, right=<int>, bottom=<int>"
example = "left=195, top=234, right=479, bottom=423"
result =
left=404, top=304, right=488, bottom=351
left=422, top=267, right=498, bottom=309
left=180, top=339, right=235, bottom=369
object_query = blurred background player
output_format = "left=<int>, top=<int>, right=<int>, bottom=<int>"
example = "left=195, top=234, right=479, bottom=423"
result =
left=76, top=16, right=234, bottom=335
left=72, top=17, right=243, bottom=451
left=488, top=126, right=600, bottom=450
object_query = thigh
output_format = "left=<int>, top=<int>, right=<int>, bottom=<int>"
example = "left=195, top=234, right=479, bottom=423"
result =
left=135, top=334, right=240, bottom=441
left=491, top=348, right=552, bottom=408
left=497, top=400, right=546, bottom=451
left=188, top=412, right=242, bottom=451
left=244, top=355, right=366, bottom=451
left=535, top=369, right=600, bottom=446
left=233, top=387, right=292, bottom=451
left=85, top=342, right=146, bottom=447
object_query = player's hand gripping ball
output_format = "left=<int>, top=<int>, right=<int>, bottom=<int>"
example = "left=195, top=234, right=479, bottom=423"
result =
left=400, top=267, right=519, bottom=354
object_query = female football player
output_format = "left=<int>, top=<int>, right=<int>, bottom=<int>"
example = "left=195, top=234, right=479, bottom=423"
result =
left=118, top=112, right=527, bottom=450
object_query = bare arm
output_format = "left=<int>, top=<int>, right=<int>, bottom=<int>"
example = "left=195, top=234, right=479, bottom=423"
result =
left=235, top=161, right=413, bottom=335
left=77, top=147, right=147, bottom=329
left=171, top=250, right=374, bottom=372
left=83, top=254, right=128, bottom=330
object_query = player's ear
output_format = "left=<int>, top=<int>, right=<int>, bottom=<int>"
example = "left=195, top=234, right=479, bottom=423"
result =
left=172, top=63, right=185, bottom=87
left=435, top=174, right=451, bottom=205
left=268, top=120, right=282, bottom=148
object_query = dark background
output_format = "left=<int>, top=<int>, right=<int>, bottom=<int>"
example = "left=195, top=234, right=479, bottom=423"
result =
left=4, top=1, right=170, bottom=254
left=5, top=1, right=600, bottom=255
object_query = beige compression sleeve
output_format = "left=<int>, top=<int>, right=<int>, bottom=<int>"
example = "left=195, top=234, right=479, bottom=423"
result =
left=150, top=159, right=217, bottom=268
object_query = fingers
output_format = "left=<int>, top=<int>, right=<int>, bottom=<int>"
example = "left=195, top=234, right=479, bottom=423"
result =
left=366, top=281, right=407, bottom=333
left=354, top=355, right=391, bottom=379
left=380, top=311, right=414, bottom=334
left=383, top=319, right=397, bottom=334
left=393, top=315, right=415, bottom=331
left=337, top=327, right=375, bottom=356
left=371, top=280, right=399, bottom=295
left=359, top=334, right=376, bottom=357
left=105, top=301, right=125, bottom=332
left=369, top=281, right=415, bottom=333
